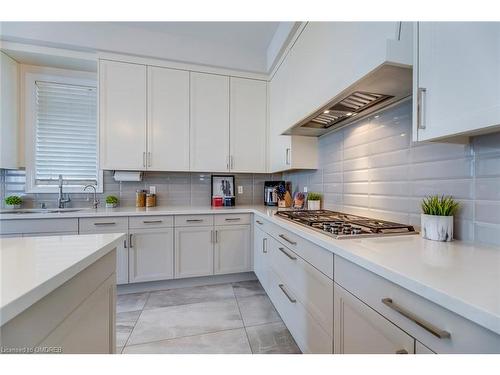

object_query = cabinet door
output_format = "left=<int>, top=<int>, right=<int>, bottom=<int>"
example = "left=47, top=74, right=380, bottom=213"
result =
left=229, top=78, right=267, bottom=173
left=129, top=228, right=174, bottom=283
left=190, top=72, right=230, bottom=172
left=253, top=226, right=269, bottom=290
left=334, top=283, right=415, bottom=354
left=414, top=22, right=500, bottom=141
left=174, top=226, right=214, bottom=278
left=147, top=66, right=190, bottom=171
left=0, top=51, right=19, bottom=169
left=214, top=225, right=251, bottom=274
left=99, top=60, right=147, bottom=170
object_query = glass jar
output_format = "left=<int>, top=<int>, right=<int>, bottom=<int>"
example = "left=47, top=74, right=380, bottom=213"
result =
left=146, top=193, right=156, bottom=207
left=136, top=190, right=146, bottom=207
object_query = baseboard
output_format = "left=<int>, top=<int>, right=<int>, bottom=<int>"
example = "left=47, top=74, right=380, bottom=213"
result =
left=117, top=272, right=257, bottom=295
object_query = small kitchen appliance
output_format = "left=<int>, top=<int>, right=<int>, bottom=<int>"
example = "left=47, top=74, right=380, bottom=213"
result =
left=264, top=181, right=285, bottom=206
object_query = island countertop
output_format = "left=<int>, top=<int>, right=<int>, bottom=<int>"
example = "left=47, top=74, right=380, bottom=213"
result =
left=0, top=233, right=125, bottom=326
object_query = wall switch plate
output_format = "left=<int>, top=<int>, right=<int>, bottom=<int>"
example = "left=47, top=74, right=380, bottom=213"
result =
left=238, top=186, right=243, bottom=194
left=303, top=186, right=308, bottom=193
left=149, top=186, right=156, bottom=194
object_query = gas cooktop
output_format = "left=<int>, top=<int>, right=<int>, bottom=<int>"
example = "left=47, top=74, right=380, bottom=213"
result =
left=275, top=210, right=417, bottom=239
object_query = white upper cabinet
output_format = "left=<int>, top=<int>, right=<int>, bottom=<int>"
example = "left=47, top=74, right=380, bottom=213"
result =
left=229, top=78, right=267, bottom=173
left=100, top=60, right=147, bottom=170
left=413, top=22, right=500, bottom=141
left=147, top=66, right=190, bottom=171
left=190, top=72, right=230, bottom=172
left=0, top=51, right=20, bottom=169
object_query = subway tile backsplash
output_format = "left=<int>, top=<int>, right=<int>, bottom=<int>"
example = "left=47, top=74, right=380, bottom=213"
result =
left=284, top=100, right=500, bottom=246
left=0, top=170, right=282, bottom=210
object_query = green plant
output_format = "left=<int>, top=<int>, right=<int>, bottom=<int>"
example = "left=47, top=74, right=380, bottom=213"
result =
left=307, top=192, right=322, bottom=201
left=421, top=195, right=459, bottom=216
left=4, top=195, right=22, bottom=206
left=105, top=195, right=119, bottom=205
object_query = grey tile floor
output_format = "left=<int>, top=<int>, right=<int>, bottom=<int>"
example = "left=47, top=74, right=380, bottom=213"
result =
left=116, top=280, right=301, bottom=354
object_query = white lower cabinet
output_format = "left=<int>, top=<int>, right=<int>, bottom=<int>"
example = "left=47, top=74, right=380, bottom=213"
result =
left=128, top=228, right=174, bottom=283
left=253, top=226, right=269, bottom=290
left=334, top=283, right=415, bottom=354
left=214, top=225, right=251, bottom=274
left=416, top=341, right=435, bottom=354
left=174, top=226, right=214, bottom=278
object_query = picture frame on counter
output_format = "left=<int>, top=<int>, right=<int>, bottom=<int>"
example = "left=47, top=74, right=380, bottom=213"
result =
left=211, top=175, right=235, bottom=206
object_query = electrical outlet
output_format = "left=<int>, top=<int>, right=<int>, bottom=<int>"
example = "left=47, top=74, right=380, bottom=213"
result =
left=149, top=186, right=156, bottom=194
left=303, top=186, right=308, bottom=193
left=238, top=186, right=243, bottom=194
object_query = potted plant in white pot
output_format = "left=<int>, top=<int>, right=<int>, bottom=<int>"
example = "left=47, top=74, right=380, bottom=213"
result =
left=4, top=195, right=22, bottom=209
left=307, top=192, right=322, bottom=210
left=105, top=195, right=119, bottom=208
left=421, top=195, right=459, bottom=242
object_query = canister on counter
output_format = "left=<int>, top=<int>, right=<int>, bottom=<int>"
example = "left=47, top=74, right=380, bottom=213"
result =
left=146, top=193, right=156, bottom=207
left=136, top=190, right=146, bottom=207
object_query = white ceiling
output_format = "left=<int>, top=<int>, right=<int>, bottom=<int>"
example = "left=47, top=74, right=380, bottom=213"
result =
left=0, top=22, right=295, bottom=73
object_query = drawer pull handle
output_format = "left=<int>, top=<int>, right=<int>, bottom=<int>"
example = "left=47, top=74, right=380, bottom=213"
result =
left=143, top=220, right=163, bottom=224
left=278, top=247, right=297, bottom=260
left=225, top=218, right=241, bottom=221
left=279, top=284, right=296, bottom=303
left=129, top=234, right=133, bottom=248
left=395, top=349, right=408, bottom=354
left=256, top=220, right=263, bottom=225
left=186, top=219, right=203, bottom=223
left=381, top=298, right=451, bottom=339
left=94, top=222, right=116, bottom=226
left=262, top=238, right=267, bottom=253
left=279, top=234, right=297, bottom=245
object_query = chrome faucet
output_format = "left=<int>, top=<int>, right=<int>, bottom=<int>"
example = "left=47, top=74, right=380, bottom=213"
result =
left=57, top=175, right=71, bottom=209
left=83, top=184, right=99, bottom=209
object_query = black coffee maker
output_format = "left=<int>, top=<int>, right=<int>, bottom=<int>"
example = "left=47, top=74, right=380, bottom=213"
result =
left=264, top=181, right=285, bottom=206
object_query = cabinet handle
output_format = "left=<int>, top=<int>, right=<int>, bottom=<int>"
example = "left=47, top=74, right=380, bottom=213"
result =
left=94, top=222, right=116, bottom=226
left=279, top=234, right=297, bottom=246
left=381, top=298, right=451, bottom=339
left=262, top=237, right=267, bottom=253
left=418, top=87, right=427, bottom=130
left=123, top=239, right=127, bottom=248
left=129, top=234, right=133, bottom=248
left=147, top=152, right=152, bottom=167
left=278, top=284, right=296, bottom=303
left=395, top=349, right=408, bottom=354
left=256, top=220, right=263, bottom=225
left=278, top=247, right=297, bottom=260
left=225, top=217, right=241, bottom=221
left=186, top=219, right=203, bottom=223
left=143, top=152, right=146, bottom=168
left=285, top=148, right=291, bottom=165
left=142, top=220, right=162, bottom=224
left=215, top=230, right=219, bottom=243
left=230, top=155, right=234, bottom=170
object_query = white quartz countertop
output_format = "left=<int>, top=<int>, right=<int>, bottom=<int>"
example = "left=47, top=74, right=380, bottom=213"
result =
left=1, top=205, right=499, bottom=335
left=0, top=233, right=125, bottom=326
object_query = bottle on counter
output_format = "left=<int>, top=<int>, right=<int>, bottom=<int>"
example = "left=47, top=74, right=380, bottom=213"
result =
left=136, top=190, right=146, bottom=207
left=146, top=193, right=156, bottom=207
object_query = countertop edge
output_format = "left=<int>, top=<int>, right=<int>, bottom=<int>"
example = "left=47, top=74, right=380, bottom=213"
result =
left=0, top=233, right=126, bottom=326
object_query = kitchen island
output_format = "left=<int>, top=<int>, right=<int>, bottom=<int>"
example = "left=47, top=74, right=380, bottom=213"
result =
left=0, top=233, right=125, bottom=353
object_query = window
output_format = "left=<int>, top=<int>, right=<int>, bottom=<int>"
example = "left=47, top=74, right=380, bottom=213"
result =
left=25, top=69, right=102, bottom=192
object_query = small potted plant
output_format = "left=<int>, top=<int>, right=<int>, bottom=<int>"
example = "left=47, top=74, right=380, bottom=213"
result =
left=421, top=195, right=459, bottom=242
left=4, top=195, right=22, bottom=209
left=105, top=195, right=119, bottom=208
left=307, top=192, right=322, bottom=210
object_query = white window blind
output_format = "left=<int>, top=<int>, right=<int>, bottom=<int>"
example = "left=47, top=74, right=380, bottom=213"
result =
left=35, top=80, right=98, bottom=186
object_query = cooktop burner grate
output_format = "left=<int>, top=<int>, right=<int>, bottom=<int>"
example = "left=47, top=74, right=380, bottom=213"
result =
left=274, top=210, right=416, bottom=239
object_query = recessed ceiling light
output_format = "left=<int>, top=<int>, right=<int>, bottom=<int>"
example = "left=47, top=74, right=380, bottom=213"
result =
left=346, top=112, right=352, bottom=116
left=323, top=110, right=330, bottom=114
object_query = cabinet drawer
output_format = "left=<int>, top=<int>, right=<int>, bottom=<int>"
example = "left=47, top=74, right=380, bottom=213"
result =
left=129, top=215, right=173, bottom=229
left=267, top=222, right=333, bottom=279
left=0, top=218, right=78, bottom=235
left=79, top=217, right=128, bottom=233
left=175, top=214, right=213, bottom=227
left=214, top=213, right=250, bottom=226
left=335, top=255, right=500, bottom=353
left=267, top=269, right=333, bottom=353
left=254, top=215, right=272, bottom=232
left=269, top=237, right=333, bottom=335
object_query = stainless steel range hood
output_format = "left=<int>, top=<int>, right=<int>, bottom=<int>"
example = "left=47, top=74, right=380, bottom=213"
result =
left=284, top=63, right=412, bottom=137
